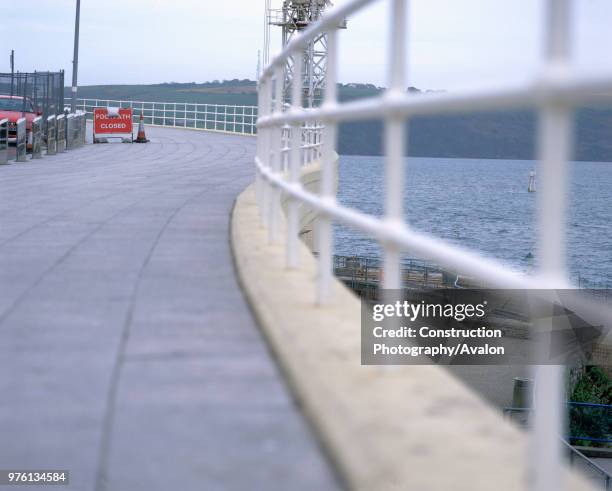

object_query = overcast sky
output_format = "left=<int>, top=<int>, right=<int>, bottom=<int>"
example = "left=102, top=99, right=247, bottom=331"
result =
left=2, top=0, right=610, bottom=91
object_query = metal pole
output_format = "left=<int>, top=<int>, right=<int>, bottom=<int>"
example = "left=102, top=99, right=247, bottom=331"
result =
left=531, top=1, right=573, bottom=491
left=10, top=50, right=14, bottom=96
left=70, top=0, right=81, bottom=113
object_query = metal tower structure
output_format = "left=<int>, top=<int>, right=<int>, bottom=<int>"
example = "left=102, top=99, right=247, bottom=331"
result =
left=264, top=0, right=345, bottom=107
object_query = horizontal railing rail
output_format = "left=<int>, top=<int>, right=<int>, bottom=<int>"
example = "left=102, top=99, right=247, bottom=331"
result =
left=255, top=0, right=612, bottom=489
left=504, top=403, right=612, bottom=445
left=562, top=439, right=611, bottom=491
left=76, top=98, right=258, bottom=136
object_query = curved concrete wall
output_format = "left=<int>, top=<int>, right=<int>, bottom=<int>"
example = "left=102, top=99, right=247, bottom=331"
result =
left=231, top=182, right=596, bottom=491
left=280, top=157, right=338, bottom=253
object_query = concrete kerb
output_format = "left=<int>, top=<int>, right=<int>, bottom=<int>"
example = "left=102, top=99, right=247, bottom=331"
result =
left=230, top=182, right=597, bottom=491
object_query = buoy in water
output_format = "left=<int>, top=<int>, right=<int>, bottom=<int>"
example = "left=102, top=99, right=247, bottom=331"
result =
left=528, top=171, right=536, bottom=193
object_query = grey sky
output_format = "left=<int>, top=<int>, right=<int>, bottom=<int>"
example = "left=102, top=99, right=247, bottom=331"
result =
left=2, top=0, right=610, bottom=91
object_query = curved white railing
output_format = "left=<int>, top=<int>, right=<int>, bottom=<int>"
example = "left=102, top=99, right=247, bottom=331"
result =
left=255, top=0, right=612, bottom=489
left=76, top=98, right=258, bottom=136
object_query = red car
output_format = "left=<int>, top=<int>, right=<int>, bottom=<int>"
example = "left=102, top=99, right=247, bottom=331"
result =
left=0, top=95, right=42, bottom=144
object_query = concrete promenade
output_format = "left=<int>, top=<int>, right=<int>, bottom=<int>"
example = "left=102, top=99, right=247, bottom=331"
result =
left=0, top=127, right=339, bottom=491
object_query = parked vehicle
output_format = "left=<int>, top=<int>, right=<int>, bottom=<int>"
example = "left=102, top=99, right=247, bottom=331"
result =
left=0, top=95, right=42, bottom=144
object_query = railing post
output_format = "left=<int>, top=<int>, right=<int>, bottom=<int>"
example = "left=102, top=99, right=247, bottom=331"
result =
left=531, top=2, right=573, bottom=491
left=382, top=0, right=407, bottom=291
left=46, top=115, right=57, bottom=155
left=317, top=28, right=339, bottom=304
left=15, top=118, right=27, bottom=162
left=256, top=83, right=267, bottom=219
left=31, top=116, right=43, bottom=159
left=260, top=81, right=273, bottom=228
left=268, top=64, right=285, bottom=244
left=255, top=92, right=263, bottom=213
left=0, top=119, right=8, bottom=165
left=287, top=47, right=304, bottom=269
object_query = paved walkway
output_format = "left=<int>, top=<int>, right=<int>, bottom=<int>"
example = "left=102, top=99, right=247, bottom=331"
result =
left=0, top=127, right=339, bottom=491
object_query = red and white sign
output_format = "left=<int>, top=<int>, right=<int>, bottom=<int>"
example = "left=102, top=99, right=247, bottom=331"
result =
left=93, top=108, right=133, bottom=135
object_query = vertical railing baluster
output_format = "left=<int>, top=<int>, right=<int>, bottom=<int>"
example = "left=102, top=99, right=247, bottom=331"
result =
left=268, top=64, right=284, bottom=244
left=255, top=82, right=265, bottom=217
left=287, top=48, right=304, bottom=268
left=261, top=79, right=274, bottom=230
left=383, top=0, right=407, bottom=291
left=531, top=1, right=573, bottom=491
left=317, top=28, right=338, bottom=304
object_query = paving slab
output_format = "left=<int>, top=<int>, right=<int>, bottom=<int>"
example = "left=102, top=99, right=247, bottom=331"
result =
left=0, top=126, right=339, bottom=491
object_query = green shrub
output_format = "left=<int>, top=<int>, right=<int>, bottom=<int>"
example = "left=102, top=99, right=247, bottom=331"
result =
left=568, top=366, right=612, bottom=447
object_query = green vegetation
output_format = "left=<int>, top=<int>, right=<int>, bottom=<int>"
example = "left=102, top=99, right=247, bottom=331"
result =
left=71, top=79, right=258, bottom=106
left=568, top=366, right=612, bottom=447
left=571, top=366, right=612, bottom=405
left=69, top=80, right=612, bottom=162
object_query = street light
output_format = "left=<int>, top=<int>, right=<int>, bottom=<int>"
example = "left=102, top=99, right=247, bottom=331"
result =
left=70, top=0, right=81, bottom=113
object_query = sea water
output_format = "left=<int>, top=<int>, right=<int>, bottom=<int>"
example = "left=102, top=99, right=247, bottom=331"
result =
left=334, top=155, right=612, bottom=287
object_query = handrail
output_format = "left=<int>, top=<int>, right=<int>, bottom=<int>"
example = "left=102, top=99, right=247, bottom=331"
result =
left=504, top=404, right=612, bottom=445
left=255, top=0, right=612, bottom=489
left=561, top=439, right=611, bottom=490
left=571, top=402, right=612, bottom=409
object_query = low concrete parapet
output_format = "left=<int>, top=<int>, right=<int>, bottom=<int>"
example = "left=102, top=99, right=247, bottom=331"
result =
left=66, top=114, right=75, bottom=149
left=31, top=116, right=43, bottom=159
left=231, top=181, right=597, bottom=491
left=57, top=114, right=66, bottom=152
left=46, top=115, right=57, bottom=155
left=15, top=118, right=27, bottom=162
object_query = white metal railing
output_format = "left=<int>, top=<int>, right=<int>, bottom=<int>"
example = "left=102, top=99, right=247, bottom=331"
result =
left=255, top=0, right=612, bottom=489
left=76, top=98, right=258, bottom=136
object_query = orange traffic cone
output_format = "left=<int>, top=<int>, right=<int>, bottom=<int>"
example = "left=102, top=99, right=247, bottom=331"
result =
left=135, top=112, right=149, bottom=143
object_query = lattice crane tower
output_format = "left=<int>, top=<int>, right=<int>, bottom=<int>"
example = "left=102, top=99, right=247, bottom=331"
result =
left=264, top=0, right=346, bottom=107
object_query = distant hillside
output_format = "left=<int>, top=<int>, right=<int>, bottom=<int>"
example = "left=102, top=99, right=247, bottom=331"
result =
left=70, top=81, right=612, bottom=162
left=71, top=80, right=258, bottom=106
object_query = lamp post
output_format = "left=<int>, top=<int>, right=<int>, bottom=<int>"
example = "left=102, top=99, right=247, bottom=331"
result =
left=70, top=0, right=81, bottom=113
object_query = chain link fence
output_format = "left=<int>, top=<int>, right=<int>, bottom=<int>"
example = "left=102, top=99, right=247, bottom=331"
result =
left=0, top=71, right=65, bottom=138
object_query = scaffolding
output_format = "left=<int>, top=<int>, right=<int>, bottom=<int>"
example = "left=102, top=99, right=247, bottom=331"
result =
left=265, top=0, right=346, bottom=107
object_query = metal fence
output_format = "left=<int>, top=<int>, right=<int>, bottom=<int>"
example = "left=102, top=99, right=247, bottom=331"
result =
left=76, top=98, right=258, bottom=136
left=569, top=402, right=612, bottom=446
left=333, top=254, right=464, bottom=298
left=505, top=402, right=612, bottom=446
left=504, top=406, right=612, bottom=489
left=255, top=0, right=612, bottom=489
left=563, top=439, right=612, bottom=491
left=0, top=71, right=65, bottom=135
